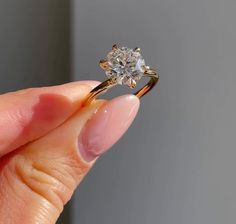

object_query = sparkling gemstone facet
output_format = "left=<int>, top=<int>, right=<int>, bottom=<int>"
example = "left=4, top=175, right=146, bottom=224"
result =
left=105, top=46, right=146, bottom=87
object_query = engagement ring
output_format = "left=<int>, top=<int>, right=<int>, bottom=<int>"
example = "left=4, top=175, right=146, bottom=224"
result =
left=85, top=44, right=159, bottom=104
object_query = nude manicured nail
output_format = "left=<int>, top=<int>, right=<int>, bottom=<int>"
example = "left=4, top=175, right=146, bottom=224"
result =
left=78, top=94, right=140, bottom=162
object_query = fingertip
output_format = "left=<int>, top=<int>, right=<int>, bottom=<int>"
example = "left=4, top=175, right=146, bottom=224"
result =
left=78, top=94, right=140, bottom=162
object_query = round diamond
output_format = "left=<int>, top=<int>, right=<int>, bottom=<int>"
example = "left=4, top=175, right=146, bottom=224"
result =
left=105, top=46, right=146, bottom=87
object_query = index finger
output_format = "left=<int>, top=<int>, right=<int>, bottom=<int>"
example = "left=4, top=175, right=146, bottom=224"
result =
left=0, top=80, right=100, bottom=157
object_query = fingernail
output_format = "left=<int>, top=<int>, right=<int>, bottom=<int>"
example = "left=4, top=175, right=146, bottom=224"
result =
left=78, top=94, right=140, bottom=162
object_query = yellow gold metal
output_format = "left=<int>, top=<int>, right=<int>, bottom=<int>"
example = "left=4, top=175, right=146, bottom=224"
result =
left=127, top=78, right=137, bottom=89
left=134, top=47, right=141, bottom=52
left=134, top=67, right=159, bottom=98
left=84, top=66, right=159, bottom=105
left=99, top=59, right=109, bottom=70
left=112, top=44, right=118, bottom=50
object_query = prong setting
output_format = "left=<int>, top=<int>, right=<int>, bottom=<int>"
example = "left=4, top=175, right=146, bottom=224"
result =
left=134, top=47, right=141, bottom=53
left=99, top=59, right=109, bottom=70
left=143, top=65, right=150, bottom=72
left=112, top=44, right=118, bottom=50
left=128, top=78, right=137, bottom=89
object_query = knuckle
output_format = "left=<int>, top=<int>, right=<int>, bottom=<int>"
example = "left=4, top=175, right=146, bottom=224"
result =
left=3, top=154, right=76, bottom=212
left=0, top=143, right=91, bottom=213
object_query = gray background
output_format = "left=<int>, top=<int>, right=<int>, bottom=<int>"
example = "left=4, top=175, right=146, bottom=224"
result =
left=1, top=0, right=236, bottom=224
left=0, top=0, right=70, bottom=93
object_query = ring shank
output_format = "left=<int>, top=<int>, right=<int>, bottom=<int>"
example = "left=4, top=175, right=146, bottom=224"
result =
left=84, top=68, right=159, bottom=105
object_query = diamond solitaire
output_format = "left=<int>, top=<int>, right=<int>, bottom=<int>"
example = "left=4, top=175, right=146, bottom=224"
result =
left=84, top=44, right=159, bottom=105
left=100, top=45, right=146, bottom=88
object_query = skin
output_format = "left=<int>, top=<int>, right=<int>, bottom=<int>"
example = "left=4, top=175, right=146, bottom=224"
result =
left=0, top=81, right=140, bottom=224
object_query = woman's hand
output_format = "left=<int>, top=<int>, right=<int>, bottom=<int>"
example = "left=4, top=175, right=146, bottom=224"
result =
left=0, top=81, right=139, bottom=224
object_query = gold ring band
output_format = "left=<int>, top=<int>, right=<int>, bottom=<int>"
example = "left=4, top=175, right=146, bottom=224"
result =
left=85, top=68, right=159, bottom=105
left=84, top=44, right=159, bottom=105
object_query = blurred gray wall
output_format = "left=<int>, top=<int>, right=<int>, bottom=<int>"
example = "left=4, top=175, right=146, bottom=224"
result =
left=0, top=1, right=71, bottom=223
left=0, top=0, right=70, bottom=93
left=72, top=0, right=236, bottom=224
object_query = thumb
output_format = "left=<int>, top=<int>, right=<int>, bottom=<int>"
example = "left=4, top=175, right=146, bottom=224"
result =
left=0, top=94, right=140, bottom=224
